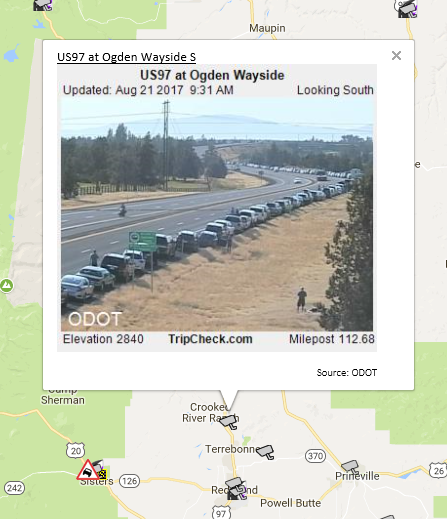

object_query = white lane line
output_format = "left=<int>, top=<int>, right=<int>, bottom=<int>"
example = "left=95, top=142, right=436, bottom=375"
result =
left=177, top=222, right=184, bottom=225
left=158, top=227, right=165, bottom=231
left=81, top=249, right=91, bottom=253
left=194, top=217, right=200, bottom=220
left=85, top=216, right=94, bottom=219
left=61, top=219, right=69, bottom=223
left=110, top=240, right=120, bottom=245
left=62, top=211, right=161, bottom=231
left=210, top=213, right=215, bottom=216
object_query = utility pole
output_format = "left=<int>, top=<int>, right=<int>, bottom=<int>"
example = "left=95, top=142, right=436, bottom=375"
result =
left=163, top=100, right=170, bottom=191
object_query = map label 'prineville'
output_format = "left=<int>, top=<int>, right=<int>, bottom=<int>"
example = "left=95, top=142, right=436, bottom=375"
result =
left=249, top=24, right=286, bottom=34
left=335, top=471, right=380, bottom=480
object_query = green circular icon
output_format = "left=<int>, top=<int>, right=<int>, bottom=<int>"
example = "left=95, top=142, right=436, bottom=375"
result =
left=0, top=278, right=14, bottom=294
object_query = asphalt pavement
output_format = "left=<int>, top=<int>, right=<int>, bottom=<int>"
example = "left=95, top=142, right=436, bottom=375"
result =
left=61, top=167, right=322, bottom=276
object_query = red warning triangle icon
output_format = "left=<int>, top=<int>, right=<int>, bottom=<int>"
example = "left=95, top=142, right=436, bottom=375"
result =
left=76, top=459, right=100, bottom=480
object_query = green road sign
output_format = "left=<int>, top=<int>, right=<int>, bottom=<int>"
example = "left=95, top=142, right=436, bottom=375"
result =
left=0, top=278, right=14, bottom=294
left=128, top=242, right=157, bottom=253
left=129, top=231, right=157, bottom=252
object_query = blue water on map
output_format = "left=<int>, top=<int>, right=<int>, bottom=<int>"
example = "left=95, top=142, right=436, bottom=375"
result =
left=399, top=469, right=421, bottom=479
left=33, top=19, right=45, bottom=29
left=198, top=450, right=203, bottom=459
left=4, top=45, right=19, bottom=63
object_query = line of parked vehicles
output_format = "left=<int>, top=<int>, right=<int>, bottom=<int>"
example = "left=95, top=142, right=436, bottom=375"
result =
left=61, top=179, right=352, bottom=308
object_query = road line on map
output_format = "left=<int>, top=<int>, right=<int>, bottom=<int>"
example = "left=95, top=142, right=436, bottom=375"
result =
left=377, top=465, right=429, bottom=477
left=420, top=164, right=447, bottom=171
left=43, top=12, right=65, bottom=39
left=106, top=484, right=146, bottom=519
left=406, top=19, right=418, bottom=79
left=76, top=0, right=165, bottom=24
left=281, top=391, right=342, bottom=466
left=22, top=471, right=77, bottom=480
left=319, top=480, right=342, bottom=501
left=247, top=0, right=255, bottom=24
left=363, top=482, right=429, bottom=519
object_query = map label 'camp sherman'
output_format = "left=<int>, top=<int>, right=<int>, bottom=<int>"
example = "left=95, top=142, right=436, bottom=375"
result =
left=41, top=390, right=85, bottom=405
left=249, top=24, right=286, bottom=34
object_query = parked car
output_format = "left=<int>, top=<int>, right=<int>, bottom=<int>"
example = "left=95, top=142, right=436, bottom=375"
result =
left=225, top=215, right=244, bottom=233
left=239, top=209, right=258, bottom=226
left=249, top=205, right=268, bottom=222
left=123, top=249, right=146, bottom=273
left=277, top=199, right=292, bottom=213
left=239, top=215, right=251, bottom=230
left=61, top=275, right=94, bottom=302
left=101, top=253, right=135, bottom=282
left=301, top=191, right=313, bottom=202
left=266, top=202, right=282, bottom=216
left=205, top=222, right=229, bottom=245
left=198, top=230, right=219, bottom=248
left=256, top=204, right=272, bottom=219
left=322, top=187, right=333, bottom=198
left=309, top=190, right=326, bottom=201
left=283, top=196, right=301, bottom=209
left=61, top=287, right=68, bottom=308
left=156, top=234, right=177, bottom=259
left=214, top=219, right=235, bottom=236
left=176, top=231, right=199, bottom=253
left=294, top=177, right=303, bottom=184
left=296, top=193, right=310, bottom=205
left=76, top=266, right=115, bottom=291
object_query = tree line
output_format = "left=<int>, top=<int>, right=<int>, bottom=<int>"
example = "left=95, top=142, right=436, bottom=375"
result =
left=319, top=169, right=373, bottom=331
left=241, top=135, right=373, bottom=173
left=61, top=124, right=228, bottom=197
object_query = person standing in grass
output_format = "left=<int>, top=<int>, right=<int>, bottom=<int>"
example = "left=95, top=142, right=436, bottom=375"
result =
left=297, top=287, right=307, bottom=312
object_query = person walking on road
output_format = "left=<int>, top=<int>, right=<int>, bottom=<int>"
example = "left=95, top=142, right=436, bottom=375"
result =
left=90, top=249, right=99, bottom=267
left=297, top=287, right=307, bottom=312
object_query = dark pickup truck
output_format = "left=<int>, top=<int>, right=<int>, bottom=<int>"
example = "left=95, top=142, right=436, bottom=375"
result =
left=156, top=234, right=176, bottom=259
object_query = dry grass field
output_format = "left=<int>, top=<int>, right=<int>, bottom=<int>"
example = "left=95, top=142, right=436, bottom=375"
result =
left=61, top=173, right=258, bottom=209
left=212, top=171, right=266, bottom=190
left=62, top=196, right=348, bottom=331
left=61, top=190, right=190, bottom=209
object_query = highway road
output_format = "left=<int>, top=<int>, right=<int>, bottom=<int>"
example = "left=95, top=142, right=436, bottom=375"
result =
left=61, top=167, right=323, bottom=276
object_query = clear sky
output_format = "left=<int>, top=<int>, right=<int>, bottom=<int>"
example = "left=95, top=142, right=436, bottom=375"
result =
left=62, top=96, right=374, bottom=134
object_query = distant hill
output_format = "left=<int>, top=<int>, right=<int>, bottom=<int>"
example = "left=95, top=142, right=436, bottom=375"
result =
left=62, top=113, right=373, bottom=141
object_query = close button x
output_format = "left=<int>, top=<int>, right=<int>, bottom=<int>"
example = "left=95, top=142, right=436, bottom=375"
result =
left=392, top=51, right=402, bottom=60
